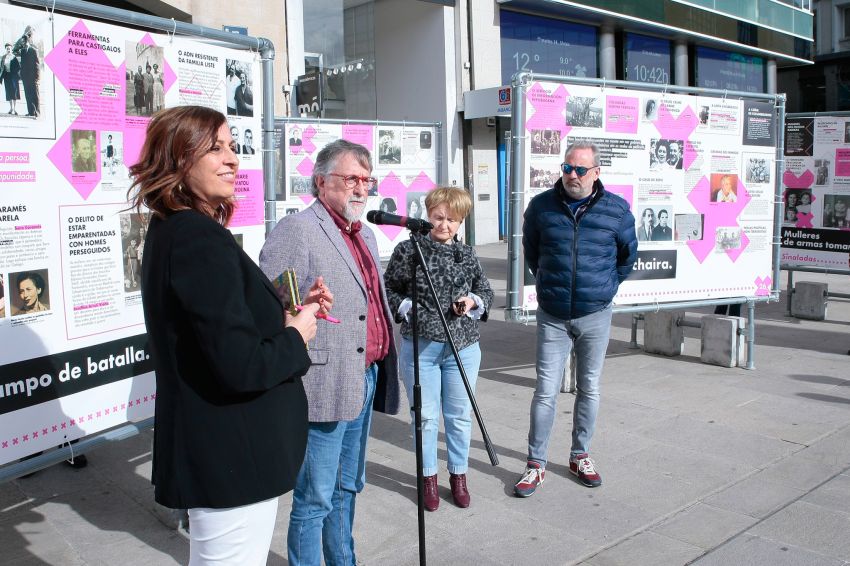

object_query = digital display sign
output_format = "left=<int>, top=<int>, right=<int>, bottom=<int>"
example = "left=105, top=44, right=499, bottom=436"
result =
left=624, top=34, right=671, bottom=85
left=696, top=47, right=765, bottom=93
left=500, top=10, right=597, bottom=85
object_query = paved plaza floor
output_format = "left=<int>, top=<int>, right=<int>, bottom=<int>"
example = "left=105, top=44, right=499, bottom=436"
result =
left=2, top=242, right=849, bottom=565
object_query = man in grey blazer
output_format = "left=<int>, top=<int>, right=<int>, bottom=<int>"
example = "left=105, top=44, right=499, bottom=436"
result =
left=260, top=139, right=400, bottom=566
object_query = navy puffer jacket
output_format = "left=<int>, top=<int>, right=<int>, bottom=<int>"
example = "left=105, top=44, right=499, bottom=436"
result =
left=523, top=178, right=637, bottom=320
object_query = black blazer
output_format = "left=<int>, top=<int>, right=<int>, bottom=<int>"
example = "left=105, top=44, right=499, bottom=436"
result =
left=141, top=210, right=311, bottom=509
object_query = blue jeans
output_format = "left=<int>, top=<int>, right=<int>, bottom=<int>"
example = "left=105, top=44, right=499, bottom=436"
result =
left=528, top=305, right=612, bottom=467
left=287, top=364, right=377, bottom=566
left=400, top=338, right=481, bottom=476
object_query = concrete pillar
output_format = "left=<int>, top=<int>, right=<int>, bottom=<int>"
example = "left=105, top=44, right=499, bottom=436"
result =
left=600, top=26, right=616, bottom=80
left=701, top=315, right=741, bottom=368
left=643, top=311, right=684, bottom=356
left=766, top=59, right=777, bottom=94
left=674, top=40, right=688, bottom=86
left=791, top=281, right=828, bottom=320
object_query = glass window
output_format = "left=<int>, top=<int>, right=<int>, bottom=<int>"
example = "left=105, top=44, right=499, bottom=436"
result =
left=624, top=33, right=671, bottom=85
left=695, top=46, right=765, bottom=93
left=844, top=6, right=850, bottom=39
left=298, top=0, right=377, bottom=119
left=499, top=10, right=597, bottom=85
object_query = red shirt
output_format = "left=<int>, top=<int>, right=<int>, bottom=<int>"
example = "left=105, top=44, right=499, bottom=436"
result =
left=321, top=200, right=391, bottom=367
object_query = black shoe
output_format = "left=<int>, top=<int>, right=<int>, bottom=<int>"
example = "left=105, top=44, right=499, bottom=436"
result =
left=65, top=454, right=88, bottom=468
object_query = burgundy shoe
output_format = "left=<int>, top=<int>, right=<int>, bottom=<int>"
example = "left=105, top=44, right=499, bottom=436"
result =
left=423, top=474, right=439, bottom=511
left=449, top=473, right=470, bottom=508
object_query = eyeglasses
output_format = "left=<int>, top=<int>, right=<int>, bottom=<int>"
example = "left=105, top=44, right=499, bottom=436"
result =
left=561, top=163, right=599, bottom=177
left=328, top=173, right=378, bottom=190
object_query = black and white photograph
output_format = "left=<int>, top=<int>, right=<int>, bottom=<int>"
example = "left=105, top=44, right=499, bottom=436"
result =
left=530, top=166, right=558, bottom=188
left=290, top=175, right=312, bottom=196
left=814, top=159, right=830, bottom=186
left=783, top=188, right=813, bottom=217
left=406, top=192, right=428, bottom=220
left=643, top=98, right=659, bottom=122
left=100, top=130, right=126, bottom=180
left=823, top=194, right=850, bottom=228
left=714, top=226, right=742, bottom=252
left=566, top=96, right=603, bottom=128
left=126, top=41, right=164, bottom=117
left=71, top=129, right=97, bottom=173
left=699, top=105, right=710, bottom=125
left=530, top=129, right=561, bottom=155
left=649, top=138, right=684, bottom=170
left=9, top=268, right=50, bottom=316
left=378, top=129, right=401, bottom=165
left=120, top=212, right=150, bottom=292
left=226, top=59, right=254, bottom=117
left=285, top=207, right=300, bottom=216
left=844, top=121, right=850, bottom=144
left=745, top=157, right=770, bottom=184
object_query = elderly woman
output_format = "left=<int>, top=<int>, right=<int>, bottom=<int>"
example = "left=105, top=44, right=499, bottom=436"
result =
left=14, top=272, right=49, bottom=315
left=128, top=105, right=331, bottom=564
left=384, top=187, right=493, bottom=511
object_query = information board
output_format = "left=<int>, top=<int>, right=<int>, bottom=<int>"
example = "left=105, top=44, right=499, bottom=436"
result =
left=519, top=81, right=778, bottom=310
left=0, top=4, right=264, bottom=465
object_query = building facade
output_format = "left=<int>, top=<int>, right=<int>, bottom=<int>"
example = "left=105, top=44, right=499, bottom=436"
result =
left=11, top=0, right=814, bottom=244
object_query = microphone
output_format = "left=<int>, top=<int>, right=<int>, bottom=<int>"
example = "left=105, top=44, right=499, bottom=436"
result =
left=366, top=210, right=433, bottom=233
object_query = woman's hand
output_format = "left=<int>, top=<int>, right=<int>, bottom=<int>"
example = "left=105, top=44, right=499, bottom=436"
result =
left=285, top=302, right=320, bottom=343
left=304, top=275, right=334, bottom=316
left=452, top=296, right=475, bottom=316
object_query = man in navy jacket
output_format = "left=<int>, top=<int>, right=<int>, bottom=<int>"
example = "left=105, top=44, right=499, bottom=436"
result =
left=515, top=140, right=637, bottom=496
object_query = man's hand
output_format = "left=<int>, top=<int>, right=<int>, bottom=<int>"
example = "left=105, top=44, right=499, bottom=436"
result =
left=304, top=275, right=334, bottom=316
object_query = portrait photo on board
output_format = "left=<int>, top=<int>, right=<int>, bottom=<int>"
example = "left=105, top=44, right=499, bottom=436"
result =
left=100, top=130, right=127, bottom=181
left=649, top=138, right=684, bottom=170
left=745, top=157, right=770, bottom=184
left=823, top=194, right=850, bottom=228
left=378, top=129, right=401, bottom=165
left=710, top=173, right=739, bottom=203
left=71, top=129, right=97, bottom=173
left=126, top=42, right=164, bottom=117
left=715, top=227, right=742, bottom=252
left=0, top=273, right=5, bottom=318
left=643, top=98, right=659, bottom=122
left=226, top=60, right=254, bottom=118
left=10, top=268, right=50, bottom=316
left=406, top=192, right=428, bottom=220
left=290, top=175, right=312, bottom=196
left=814, top=159, right=830, bottom=186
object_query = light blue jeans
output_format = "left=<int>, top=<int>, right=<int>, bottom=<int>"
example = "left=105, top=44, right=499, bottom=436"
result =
left=528, top=305, right=612, bottom=468
left=287, top=364, right=377, bottom=566
left=400, top=337, right=481, bottom=476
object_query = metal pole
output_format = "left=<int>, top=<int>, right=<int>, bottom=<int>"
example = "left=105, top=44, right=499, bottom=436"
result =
left=506, top=72, right=529, bottom=322
left=261, top=45, right=277, bottom=234
left=786, top=269, right=794, bottom=315
left=773, top=94, right=786, bottom=297
left=745, top=300, right=756, bottom=370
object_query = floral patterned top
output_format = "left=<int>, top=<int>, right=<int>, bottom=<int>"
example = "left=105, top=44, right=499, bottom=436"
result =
left=384, top=235, right=493, bottom=351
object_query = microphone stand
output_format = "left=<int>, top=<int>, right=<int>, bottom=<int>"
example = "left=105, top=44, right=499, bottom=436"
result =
left=407, top=229, right=499, bottom=566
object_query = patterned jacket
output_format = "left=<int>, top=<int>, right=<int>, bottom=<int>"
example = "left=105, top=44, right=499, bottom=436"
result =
left=384, top=235, right=493, bottom=351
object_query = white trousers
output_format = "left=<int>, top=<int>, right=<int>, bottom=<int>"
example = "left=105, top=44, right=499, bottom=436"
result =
left=188, top=497, right=279, bottom=565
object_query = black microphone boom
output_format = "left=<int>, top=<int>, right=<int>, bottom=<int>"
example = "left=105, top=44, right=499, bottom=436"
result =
left=367, top=210, right=433, bottom=233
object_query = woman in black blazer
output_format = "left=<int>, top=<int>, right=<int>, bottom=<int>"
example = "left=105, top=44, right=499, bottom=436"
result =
left=129, top=106, right=330, bottom=565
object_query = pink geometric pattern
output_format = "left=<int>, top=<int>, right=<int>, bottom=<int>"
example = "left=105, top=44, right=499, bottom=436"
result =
left=290, top=126, right=317, bottom=156
left=654, top=102, right=699, bottom=170
left=342, top=125, right=374, bottom=151
left=754, top=275, right=772, bottom=296
left=795, top=211, right=814, bottom=229
left=526, top=83, right=571, bottom=139
left=371, top=171, right=436, bottom=240
left=782, top=169, right=814, bottom=189
left=686, top=176, right=752, bottom=263
left=1, top=393, right=156, bottom=453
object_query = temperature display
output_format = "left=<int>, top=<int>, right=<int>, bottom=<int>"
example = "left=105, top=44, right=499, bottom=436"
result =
left=500, top=11, right=597, bottom=85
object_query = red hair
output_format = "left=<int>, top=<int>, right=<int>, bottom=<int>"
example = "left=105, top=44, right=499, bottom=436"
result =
left=128, top=106, right=234, bottom=225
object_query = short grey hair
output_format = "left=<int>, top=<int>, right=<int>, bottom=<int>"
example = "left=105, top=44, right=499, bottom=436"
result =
left=565, top=140, right=600, bottom=167
left=311, top=139, right=373, bottom=197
